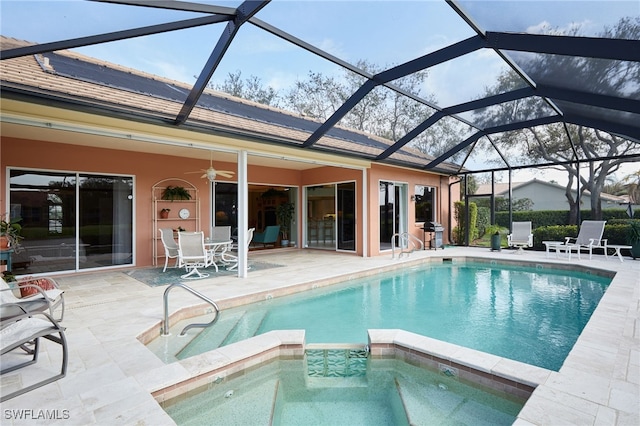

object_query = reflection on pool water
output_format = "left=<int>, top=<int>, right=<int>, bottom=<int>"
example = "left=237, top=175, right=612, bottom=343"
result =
left=162, top=356, right=525, bottom=426
left=155, top=261, right=610, bottom=371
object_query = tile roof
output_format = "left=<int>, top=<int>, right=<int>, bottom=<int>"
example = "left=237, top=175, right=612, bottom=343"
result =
left=0, top=36, right=460, bottom=174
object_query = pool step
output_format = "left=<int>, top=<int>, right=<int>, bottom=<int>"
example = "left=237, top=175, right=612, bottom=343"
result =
left=220, top=309, right=268, bottom=346
left=304, top=344, right=369, bottom=386
left=175, top=310, right=247, bottom=359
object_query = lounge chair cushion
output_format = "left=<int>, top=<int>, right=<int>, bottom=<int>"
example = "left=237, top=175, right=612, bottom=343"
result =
left=0, top=316, right=55, bottom=346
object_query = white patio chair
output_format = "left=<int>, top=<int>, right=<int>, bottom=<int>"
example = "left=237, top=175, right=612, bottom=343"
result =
left=211, top=225, right=231, bottom=241
left=564, top=220, right=607, bottom=260
left=221, top=228, right=255, bottom=271
left=159, top=228, right=180, bottom=272
left=507, top=221, right=533, bottom=253
left=178, top=232, right=214, bottom=279
left=208, top=226, right=232, bottom=264
left=0, top=277, right=65, bottom=321
left=1, top=309, right=68, bottom=402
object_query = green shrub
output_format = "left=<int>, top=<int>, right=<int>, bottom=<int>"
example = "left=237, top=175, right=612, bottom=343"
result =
left=476, top=206, right=490, bottom=238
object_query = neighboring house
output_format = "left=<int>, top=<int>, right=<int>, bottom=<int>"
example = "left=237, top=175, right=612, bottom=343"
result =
left=475, top=179, right=627, bottom=211
left=0, top=36, right=459, bottom=277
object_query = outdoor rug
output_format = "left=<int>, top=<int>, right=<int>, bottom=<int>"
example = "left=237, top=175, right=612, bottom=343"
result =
left=126, top=261, right=284, bottom=287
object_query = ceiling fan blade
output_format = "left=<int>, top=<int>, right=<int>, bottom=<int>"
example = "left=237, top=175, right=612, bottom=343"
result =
left=217, top=171, right=235, bottom=178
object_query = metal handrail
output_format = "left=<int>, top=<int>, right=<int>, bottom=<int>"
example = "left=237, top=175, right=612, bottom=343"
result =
left=162, top=282, right=220, bottom=336
left=391, top=232, right=424, bottom=258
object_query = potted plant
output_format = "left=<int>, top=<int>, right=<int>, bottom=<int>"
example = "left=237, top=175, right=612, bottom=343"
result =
left=160, top=208, right=171, bottom=219
left=276, top=202, right=295, bottom=247
left=1, top=215, right=22, bottom=250
left=628, top=220, right=640, bottom=259
left=161, top=186, right=192, bottom=201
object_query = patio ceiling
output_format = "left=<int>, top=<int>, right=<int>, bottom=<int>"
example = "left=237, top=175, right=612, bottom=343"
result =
left=1, top=0, right=639, bottom=175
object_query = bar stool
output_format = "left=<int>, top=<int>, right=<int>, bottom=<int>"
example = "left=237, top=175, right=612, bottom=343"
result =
left=323, top=218, right=334, bottom=244
left=308, top=219, right=319, bottom=245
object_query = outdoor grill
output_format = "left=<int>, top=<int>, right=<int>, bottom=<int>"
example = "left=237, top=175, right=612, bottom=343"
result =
left=422, top=221, right=444, bottom=250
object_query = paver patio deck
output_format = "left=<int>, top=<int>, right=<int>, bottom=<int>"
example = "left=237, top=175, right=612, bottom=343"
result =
left=1, top=247, right=638, bottom=425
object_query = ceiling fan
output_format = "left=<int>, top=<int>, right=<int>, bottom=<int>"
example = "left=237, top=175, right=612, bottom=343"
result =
left=186, top=152, right=235, bottom=182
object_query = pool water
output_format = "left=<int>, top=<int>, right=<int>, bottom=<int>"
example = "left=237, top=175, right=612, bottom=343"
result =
left=162, top=357, right=525, bottom=426
left=173, top=261, right=611, bottom=371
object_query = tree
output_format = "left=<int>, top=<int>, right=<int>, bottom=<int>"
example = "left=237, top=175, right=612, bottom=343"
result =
left=623, top=171, right=640, bottom=204
left=283, top=59, right=466, bottom=160
left=208, top=70, right=280, bottom=107
left=284, top=71, right=348, bottom=120
left=473, top=17, right=640, bottom=223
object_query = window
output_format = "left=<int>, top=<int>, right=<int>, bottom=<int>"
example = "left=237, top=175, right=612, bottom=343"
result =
left=414, top=185, right=436, bottom=223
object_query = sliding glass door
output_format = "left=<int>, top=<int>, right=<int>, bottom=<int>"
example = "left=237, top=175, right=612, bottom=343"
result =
left=8, top=169, right=133, bottom=274
left=305, top=182, right=356, bottom=252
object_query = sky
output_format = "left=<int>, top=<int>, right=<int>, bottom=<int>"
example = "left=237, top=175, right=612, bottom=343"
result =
left=1, top=0, right=638, bottom=185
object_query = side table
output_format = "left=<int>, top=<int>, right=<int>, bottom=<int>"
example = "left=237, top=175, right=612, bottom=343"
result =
left=0, top=248, right=14, bottom=272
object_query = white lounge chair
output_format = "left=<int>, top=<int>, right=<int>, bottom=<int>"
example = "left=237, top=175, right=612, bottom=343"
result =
left=564, top=220, right=607, bottom=260
left=0, top=309, right=68, bottom=402
left=507, top=221, right=533, bottom=253
left=0, top=277, right=65, bottom=321
left=178, top=231, right=214, bottom=279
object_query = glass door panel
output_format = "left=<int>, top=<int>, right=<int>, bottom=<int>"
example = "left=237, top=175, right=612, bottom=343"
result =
left=78, top=174, right=133, bottom=269
left=337, top=182, right=355, bottom=251
left=306, top=185, right=336, bottom=250
left=379, top=181, right=407, bottom=250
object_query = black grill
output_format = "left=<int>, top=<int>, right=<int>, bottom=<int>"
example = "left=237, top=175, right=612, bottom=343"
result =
left=423, top=221, right=444, bottom=232
left=422, top=221, right=444, bottom=250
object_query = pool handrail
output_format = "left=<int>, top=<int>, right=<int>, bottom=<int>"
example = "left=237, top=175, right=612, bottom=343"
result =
left=162, top=282, right=220, bottom=336
left=391, top=232, right=424, bottom=258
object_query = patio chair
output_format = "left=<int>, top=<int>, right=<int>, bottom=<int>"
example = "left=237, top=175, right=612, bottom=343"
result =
left=208, top=226, right=232, bottom=264
left=0, top=276, right=65, bottom=321
left=178, top=231, right=214, bottom=279
left=507, top=221, right=533, bottom=253
left=564, top=220, right=607, bottom=260
left=1, top=308, right=68, bottom=402
left=252, top=225, right=280, bottom=247
left=211, top=225, right=231, bottom=241
left=222, top=228, right=255, bottom=271
left=159, top=228, right=180, bottom=272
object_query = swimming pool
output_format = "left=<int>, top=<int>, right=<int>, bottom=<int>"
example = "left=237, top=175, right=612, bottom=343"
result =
left=155, top=260, right=611, bottom=371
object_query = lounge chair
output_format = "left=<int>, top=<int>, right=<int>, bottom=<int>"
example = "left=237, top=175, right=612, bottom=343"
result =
left=0, top=277, right=65, bottom=321
left=178, top=231, right=214, bottom=279
left=507, top=221, right=533, bottom=253
left=222, top=228, right=255, bottom=271
left=1, top=308, right=68, bottom=402
left=252, top=225, right=280, bottom=247
left=159, top=228, right=180, bottom=272
left=564, top=220, right=607, bottom=260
